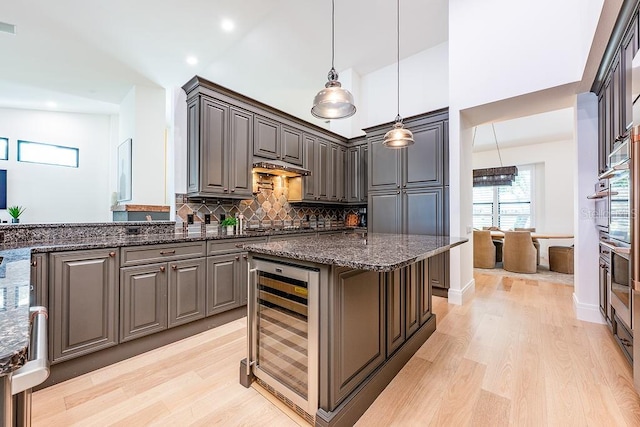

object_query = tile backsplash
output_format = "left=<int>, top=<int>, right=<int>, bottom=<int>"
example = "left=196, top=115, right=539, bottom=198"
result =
left=176, top=175, right=362, bottom=229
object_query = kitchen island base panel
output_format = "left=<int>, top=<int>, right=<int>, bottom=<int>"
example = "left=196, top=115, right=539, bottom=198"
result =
left=316, top=314, right=436, bottom=427
left=38, top=307, right=245, bottom=390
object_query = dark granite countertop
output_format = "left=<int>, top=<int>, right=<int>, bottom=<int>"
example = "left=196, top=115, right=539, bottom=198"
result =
left=0, top=226, right=356, bottom=373
left=244, top=233, right=468, bottom=272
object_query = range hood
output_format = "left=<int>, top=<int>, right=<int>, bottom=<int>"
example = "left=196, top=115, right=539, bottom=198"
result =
left=252, top=159, right=311, bottom=177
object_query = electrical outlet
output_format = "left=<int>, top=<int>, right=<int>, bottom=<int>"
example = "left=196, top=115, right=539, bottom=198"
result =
left=204, top=214, right=211, bottom=224
left=466, top=225, right=473, bottom=234
left=126, top=226, right=140, bottom=235
left=187, top=214, right=194, bottom=224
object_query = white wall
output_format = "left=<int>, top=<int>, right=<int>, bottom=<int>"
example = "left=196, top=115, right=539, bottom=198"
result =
left=118, top=86, right=167, bottom=206
left=473, top=139, right=576, bottom=264
left=360, top=42, right=449, bottom=130
left=449, top=0, right=603, bottom=111
left=0, top=108, right=113, bottom=223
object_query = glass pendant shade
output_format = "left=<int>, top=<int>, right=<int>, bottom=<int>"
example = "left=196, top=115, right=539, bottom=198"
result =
left=311, top=68, right=356, bottom=119
left=383, top=116, right=414, bottom=148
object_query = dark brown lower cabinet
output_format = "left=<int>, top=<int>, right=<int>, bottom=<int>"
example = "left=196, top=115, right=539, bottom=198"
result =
left=386, top=269, right=405, bottom=356
left=328, top=268, right=385, bottom=410
left=168, top=257, right=206, bottom=327
left=429, top=251, right=449, bottom=298
left=120, top=263, right=168, bottom=342
left=206, top=253, right=243, bottom=316
left=387, top=262, right=423, bottom=358
left=50, top=248, right=119, bottom=363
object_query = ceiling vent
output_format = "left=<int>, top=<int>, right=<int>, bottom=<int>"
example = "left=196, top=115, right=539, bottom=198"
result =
left=0, top=22, right=16, bottom=35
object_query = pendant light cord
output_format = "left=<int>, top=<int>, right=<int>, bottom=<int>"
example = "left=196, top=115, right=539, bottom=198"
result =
left=331, top=0, right=335, bottom=70
left=396, top=0, right=400, bottom=119
left=491, top=123, right=504, bottom=167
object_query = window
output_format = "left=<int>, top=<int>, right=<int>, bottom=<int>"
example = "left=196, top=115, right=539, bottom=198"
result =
left=17, top=140, right=79, bottom=168
left=0, top=138, right=7, bottom=161
left=472, top=165, right=534, bottom=229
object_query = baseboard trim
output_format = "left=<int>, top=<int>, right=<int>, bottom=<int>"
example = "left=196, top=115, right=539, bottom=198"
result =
left=447, top=278, right=475, bottom=305
left=573, top=293, right=605, bottom=324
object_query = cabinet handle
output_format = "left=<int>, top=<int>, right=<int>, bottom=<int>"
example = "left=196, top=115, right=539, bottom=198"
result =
left=160, top=266, right=166, bottom=272
left=160, top=250, right=176, bottom=255
left=235, top=256, right=240, bottom=261
left=31, top=260, right=37, bottom=267
left=109, top=251, right=116, bottom=257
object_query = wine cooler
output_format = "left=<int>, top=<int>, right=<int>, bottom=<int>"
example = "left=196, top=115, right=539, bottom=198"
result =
left=247, top=258, right=319, bottom=422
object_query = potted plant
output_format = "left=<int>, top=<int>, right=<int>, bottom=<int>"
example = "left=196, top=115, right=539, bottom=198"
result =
left=8, top=205, right=25, bottom=223
left=221, top=217, right=237, bottom=235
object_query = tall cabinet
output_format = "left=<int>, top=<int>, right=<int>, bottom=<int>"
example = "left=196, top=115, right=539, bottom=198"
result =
left=365, top=109, right=450, bottom=296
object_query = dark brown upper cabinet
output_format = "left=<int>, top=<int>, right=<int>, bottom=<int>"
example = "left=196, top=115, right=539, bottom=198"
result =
left=253, top=114, right=304, bottom=166
left=186, top=95, right=253, bottom=199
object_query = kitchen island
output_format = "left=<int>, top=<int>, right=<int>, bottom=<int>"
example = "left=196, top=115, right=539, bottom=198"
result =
left=239, top=232, right=467, bottom=427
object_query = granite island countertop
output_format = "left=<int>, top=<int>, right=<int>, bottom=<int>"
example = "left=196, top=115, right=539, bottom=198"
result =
left=0, top=225, right=358, bottom=374
left=244, top=232, right=468, bottom=272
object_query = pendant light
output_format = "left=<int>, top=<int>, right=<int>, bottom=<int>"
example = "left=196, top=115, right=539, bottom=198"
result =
left=472, top=124, right=518, bottom=187
left=311, top=0, right=356, bottom=120
left=383, top=0, right=414, bottom=149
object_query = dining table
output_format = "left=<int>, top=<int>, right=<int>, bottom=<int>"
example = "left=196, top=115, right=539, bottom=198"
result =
left=489, top=231, right=574, bottom=239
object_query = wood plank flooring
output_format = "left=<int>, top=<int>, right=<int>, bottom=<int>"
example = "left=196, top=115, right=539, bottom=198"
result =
left=32, top=272, right=640, bottom=426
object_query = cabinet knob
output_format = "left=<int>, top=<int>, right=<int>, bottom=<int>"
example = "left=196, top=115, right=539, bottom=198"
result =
left=31, top=260, right=37, bottom=267
left=397, top=191, right=400, bottom=194
left=231, top=188, right=235, bottom=192
left=397, top=185, right=400, bottom=189
left=109, top=251, right=116, bottom=257
left=243, top=255, right=248, bottom=259
left=235, top=256, right=240, bottom=261
left=160, top=266, right=166, bottom=272
left=172, top=265, right=177, bottom=270
left=223, top=187, right=228, bottom=192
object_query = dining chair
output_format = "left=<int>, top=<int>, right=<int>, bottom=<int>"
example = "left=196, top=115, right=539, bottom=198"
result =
left=503, top=231, right=537, bottom=273
left=482, top=226, right=503, bottom=262
left=473, top=230, right=496, bottom=268
left=514, top=227, right=540, bottom=265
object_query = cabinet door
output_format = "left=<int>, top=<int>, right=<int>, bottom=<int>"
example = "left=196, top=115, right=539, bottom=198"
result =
left=386, top=269, right=405, bottom=356
left=303, top=134, right=316, bottom=200
left=403, top=188, right=443, bottom=235
left=30, top=253, right=48, bottom=307
left=329, top=268, right=384, bottom=409
left=206, top=254, right=241, bottom=316
left=369, top=136, right=400, bottom=191
left=329, top=143, right=346, bottom=201
left=404, top=263, right=420, bottom=338
left=347, top=147, right=360, bottom=202
left=598, top=92, right=607, bottom=175
left=361, top=145, right=369, bottom=202
left=429, top=252, right=449, bottom=291
left=369, top=191, right=401, bottom=234
left=419, top=260, right=432, bottom=325
left=316, top=139, right=330, bottom=200
left=282, top=125, right=304, bottom=166
left=200, top=97, right=229, bottom=193
left=51, top=249, right=119, bottom=363
left=186, top=98, right=201, bottom=194
left=404, top=122, right=444, bottom=188
left=229, top=107, right=253, bottom=198
left=604, top=77, right=613, bottom=169
left=622, top=20, right=637, bottom=136
left=120, top=263, right=168, bottom=342
left=611, top=53, right=622, bottom=145
left=599, top=261, right=610, bottom=320
left=168, top=257, right=206, bottom=328
left=254, top=115, right=280, bottom=159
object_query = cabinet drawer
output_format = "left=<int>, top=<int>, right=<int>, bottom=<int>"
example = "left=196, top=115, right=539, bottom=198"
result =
left=207, top=237, right=267, bottom=255
left=614, top=313, right=633, bottom=364
left=121, top=242, right=206, bottom=266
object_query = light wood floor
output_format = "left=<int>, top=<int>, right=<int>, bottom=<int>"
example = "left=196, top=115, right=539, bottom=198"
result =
left=32, top=273, right=640, bottom=426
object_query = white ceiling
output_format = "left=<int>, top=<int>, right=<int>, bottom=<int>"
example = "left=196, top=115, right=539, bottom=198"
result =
left=0, top=0, right=448, bottom=116
left=0, top=1, right=582, bottom=148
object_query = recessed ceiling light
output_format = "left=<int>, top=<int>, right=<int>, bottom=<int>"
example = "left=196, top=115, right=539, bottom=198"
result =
left=186, top=56, right=198, bottom=66
left=46, top=101, right=57, bottom=108
left=221, top=19, right=235, bottom=32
